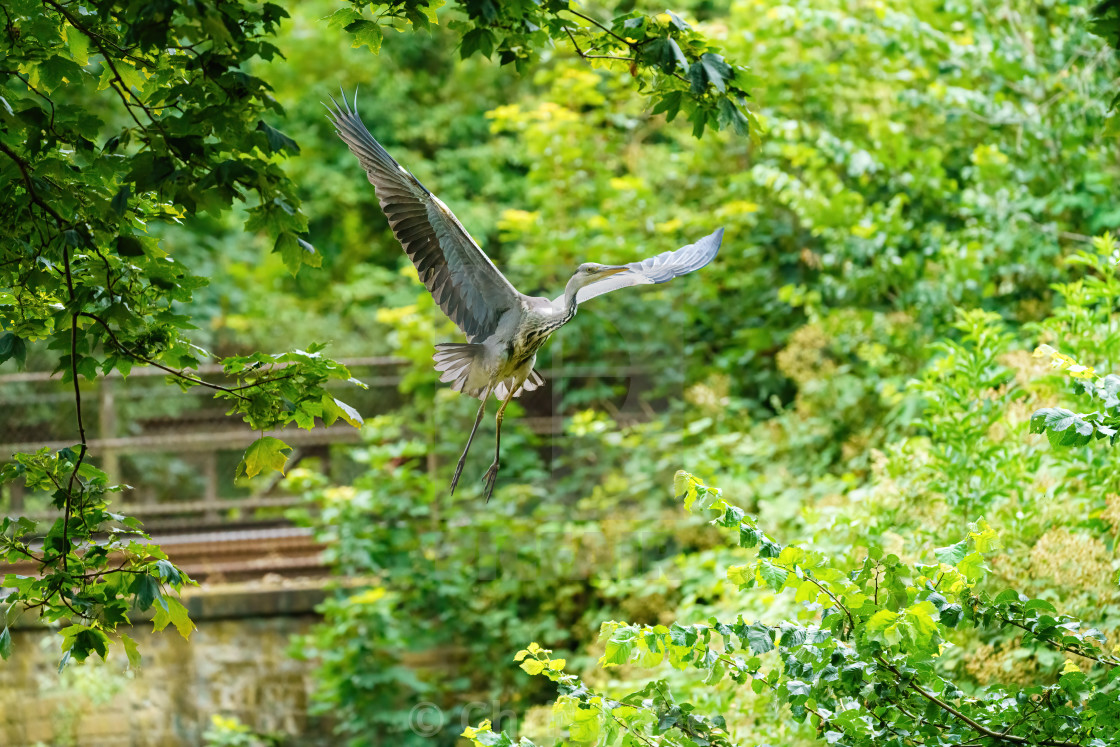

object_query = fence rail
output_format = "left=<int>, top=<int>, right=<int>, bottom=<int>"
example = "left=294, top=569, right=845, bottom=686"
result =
left=1, top=356, right=651, bottom=537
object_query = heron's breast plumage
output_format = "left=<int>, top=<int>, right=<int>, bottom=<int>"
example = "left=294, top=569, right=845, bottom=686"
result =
left=508, top=303, right=574, bottom=367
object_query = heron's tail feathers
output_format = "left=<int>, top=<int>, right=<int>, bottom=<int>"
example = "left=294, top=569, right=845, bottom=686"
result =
left=433, top=343, right=544, bottom=400
left=434, top=343, right=490, bottom=398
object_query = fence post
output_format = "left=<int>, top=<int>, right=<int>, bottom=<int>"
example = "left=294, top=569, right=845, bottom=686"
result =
left=99, top=377, right=120, bottom=486
left=203, top=451, right=219, bottom=521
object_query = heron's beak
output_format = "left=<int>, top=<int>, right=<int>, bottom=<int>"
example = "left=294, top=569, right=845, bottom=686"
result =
left=598, top=266, right=628, bottom=278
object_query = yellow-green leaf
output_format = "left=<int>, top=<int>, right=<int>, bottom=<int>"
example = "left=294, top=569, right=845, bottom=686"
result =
left=520, top=658, right=545, bottom=675
left=152, top=595, right=195, bottom=639
left=237, top=436, right=292, bottom=479
left=120, top=632, right=141, bottom=668
left=67, top=26, right=90, bottom=66
left=727, top=564, right=752, bottom=587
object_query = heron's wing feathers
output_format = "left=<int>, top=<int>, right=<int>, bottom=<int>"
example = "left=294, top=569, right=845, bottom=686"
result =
left=567, top=228, right=724, bottom=305
left=326, top=90, right=521, bottom=342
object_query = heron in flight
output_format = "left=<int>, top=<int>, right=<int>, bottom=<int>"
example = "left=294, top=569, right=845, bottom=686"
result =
left=326, top=91, right=724, bottom=501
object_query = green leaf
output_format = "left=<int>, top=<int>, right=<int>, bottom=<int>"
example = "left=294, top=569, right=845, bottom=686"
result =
left=957, top=551, right=987, bottom=581
left=323, top=7, right=362, bottom=28
left=651, top=91, right=683, bottom=122
left=275, top=232, right=319, bottom=275
left=460, top=28, right=495, bottom=59
left=757, top=560, right=788, bottom=589
left=602, top=627, right=637, bottom=666
left=257, top=120, right=300, bottom=155
left=716, top=97, right=751, bottom=137
left=745, top=622, right=773, bottom=654
left=130, top=574, right=160, bottom=611
left=519, top=658, right=545, bottom=675
left=345, top=19, right=383, bottom=54
left=0, top=627, right=10, bottom=660
left=152, top=595, right=195, bottom=639
left=933, top=540, right=967, bottom=565
left=905, top=601, right=939, bottom=646
left=673, top=469, right=692, bottom=500
left=67, top=26, right=90, bottom=66
left=120, top=632, right=141, bottom=668
left=0, top=333, right=27, bottom=368
left=689, top=52, right=732, bottom=93
left=110, top=185, right=130, bottom=215
left=864, top=609, right=900, bottom=636
left=1030, top=407, right=1097, bottom=447
left=331, top=397, right=364, bottom=427
left=727, top=564, right=752, bottom=587
left=237, top=436, right=292, bottom=479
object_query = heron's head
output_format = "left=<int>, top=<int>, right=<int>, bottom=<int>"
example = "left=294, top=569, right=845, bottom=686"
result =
left=573, top=262, right=628, bottom=286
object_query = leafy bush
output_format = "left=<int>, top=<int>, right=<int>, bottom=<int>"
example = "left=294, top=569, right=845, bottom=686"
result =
left=464, top=473, right=1120, bottom=747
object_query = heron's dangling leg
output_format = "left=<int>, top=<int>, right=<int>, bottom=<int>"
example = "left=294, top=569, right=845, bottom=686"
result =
left=450, top=384, right=492, bottom=496
left=482, top=382, right=520, bottom=503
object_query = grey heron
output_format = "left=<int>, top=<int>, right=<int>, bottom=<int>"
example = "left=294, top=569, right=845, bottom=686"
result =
left=326, top=91, right=724, bottom=501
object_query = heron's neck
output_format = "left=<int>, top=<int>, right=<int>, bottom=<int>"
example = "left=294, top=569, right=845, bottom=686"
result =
left=556, top=275, right=585, bottom=322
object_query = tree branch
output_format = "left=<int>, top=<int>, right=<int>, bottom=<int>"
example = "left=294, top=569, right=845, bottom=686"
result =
left=77, top=312, right=251, bottom=401
left=0, top=139, right=67, bottom=227
left=40, top=0, right=157, bottom=70
left=995, top=612, right=1120, bottom=668
left=875, top=655, right=1077, bottom=747
left=62, top=247, right=88, bottom=572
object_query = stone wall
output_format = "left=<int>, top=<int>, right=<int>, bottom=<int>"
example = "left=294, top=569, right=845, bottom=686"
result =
left=0, top=582, right=331, bottom=746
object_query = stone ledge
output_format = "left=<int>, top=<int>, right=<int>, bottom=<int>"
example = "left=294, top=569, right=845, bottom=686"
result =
left=7, top=579, right=345, bottom=629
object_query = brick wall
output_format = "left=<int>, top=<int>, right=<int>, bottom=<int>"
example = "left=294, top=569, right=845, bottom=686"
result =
left=0, top=583, right=331, bottom=746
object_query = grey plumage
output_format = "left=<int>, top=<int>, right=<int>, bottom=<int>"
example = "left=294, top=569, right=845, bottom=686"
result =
left=325, top=89, right=724, bottom=501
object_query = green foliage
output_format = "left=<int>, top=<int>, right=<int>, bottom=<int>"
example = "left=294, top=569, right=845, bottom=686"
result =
left=288, top=3, right=1120, bottom=739
left=329, top=1, right=758, bottom=140
left=286, top=417, right=606, bottom=745
left=0, top=0, right=373, bottom=658
left=202, top=714, right=284, bottom=747
left=1, top=451, right=193, bottom=667
left=467, top=474, right=1120, bottom=747
left=0, top=0, right=765, bottom=663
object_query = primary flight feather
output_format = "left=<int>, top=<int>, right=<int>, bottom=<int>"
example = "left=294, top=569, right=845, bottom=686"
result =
left=326, top=89, right=724, bottom=501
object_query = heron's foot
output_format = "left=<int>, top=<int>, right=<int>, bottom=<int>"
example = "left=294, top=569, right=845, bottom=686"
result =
left=449, top=455, right=468, bottom=496
left=482, top=461, right=500, bottom=503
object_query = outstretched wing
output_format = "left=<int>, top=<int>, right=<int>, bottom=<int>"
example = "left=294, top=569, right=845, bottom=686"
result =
left=562, top=228, right=724, bottom=305
left=325, top=90, right=522, bottom=343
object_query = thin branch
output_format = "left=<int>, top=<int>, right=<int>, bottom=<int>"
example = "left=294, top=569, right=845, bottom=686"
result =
left=40, top=0, right=157, bottom=70
left=561, top=22, right=690, bottom=85
left=875, top=655, right=1078, bottom=747
left=995, top=613, right=1120, bottom=668
left=91, top=246, right=120, bottom=299
left=41, top=1, right=169, bottom=141
left=564, top=8, right=631, bottom=47
left=13, top=71, right=58, bottom=133
left=804, top=572, right=856, bottom=634
left=62, top=247, right=88, bottom=572
left=0, top=139, right=68, bottom=227
left=78, top=312, right=251, bottom=401
left=563, top=26, right=636, bottom=62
